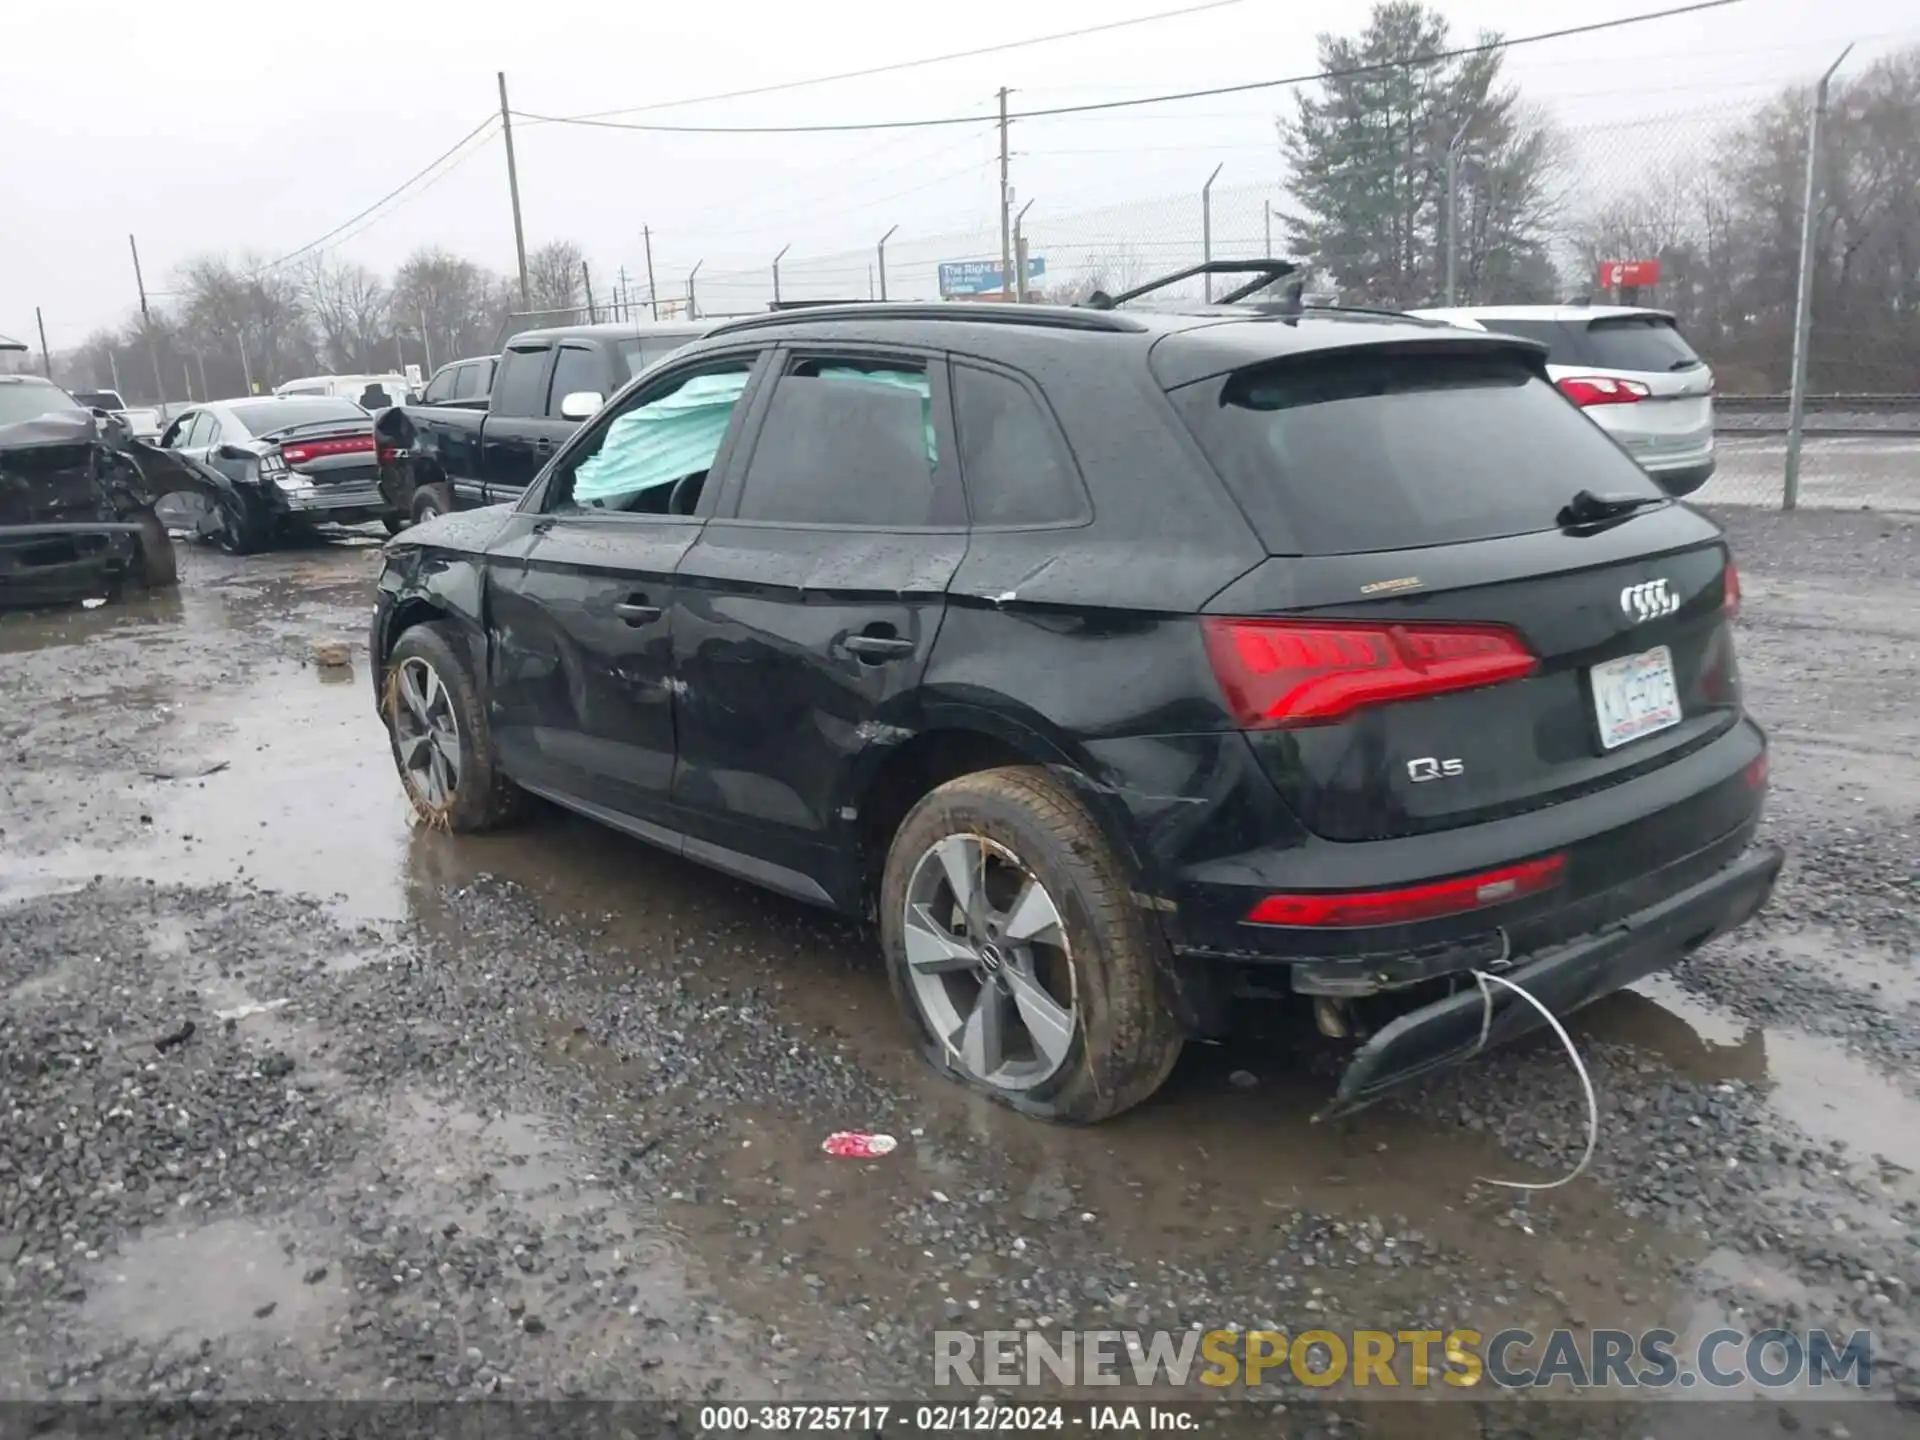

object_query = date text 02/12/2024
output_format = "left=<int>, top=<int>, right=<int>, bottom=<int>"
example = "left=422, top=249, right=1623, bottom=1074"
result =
left=694, top=1404, right=1193, bottom=1432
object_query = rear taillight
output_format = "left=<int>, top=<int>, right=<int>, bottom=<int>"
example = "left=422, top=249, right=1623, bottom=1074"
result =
left=1744, top=753, right=1768, bottom=789
left=1245, top=853, right=1567, bottom=928
left=282, top=435, right=376, bottom=465
left=1557, top=376, right=1651, bottom=407
left=1202, top=617, right=1538, bottom=729
left=1723, top=560, right=1741, bottom=620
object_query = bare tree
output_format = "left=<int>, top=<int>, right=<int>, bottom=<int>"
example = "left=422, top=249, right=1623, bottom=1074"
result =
left=526, top=240, right=586, bottom=314
left=302, top=257, right=392, bottom=372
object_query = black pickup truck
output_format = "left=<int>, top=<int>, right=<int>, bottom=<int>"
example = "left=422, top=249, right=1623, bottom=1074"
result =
left=375, top=320, right=711, bottom=523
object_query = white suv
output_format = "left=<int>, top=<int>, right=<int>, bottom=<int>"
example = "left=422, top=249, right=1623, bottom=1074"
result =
left=1410, top=305, right=1716, bottom=496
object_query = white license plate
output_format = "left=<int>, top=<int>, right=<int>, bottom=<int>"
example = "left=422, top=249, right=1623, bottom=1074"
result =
left=1591, top=645, right=1682, bottom=751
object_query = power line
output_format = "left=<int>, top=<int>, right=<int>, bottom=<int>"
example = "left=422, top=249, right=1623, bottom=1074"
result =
left=523, top=0, right=1249, bottom=125
left=254, top=115, right=498, bottom=275
left=513, top=0, right=1742, bottom=136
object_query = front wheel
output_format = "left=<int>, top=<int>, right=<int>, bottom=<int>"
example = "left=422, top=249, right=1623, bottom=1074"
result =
left=381, top=513, right=407, bottom=536
left=410, top=483, right=453, bottom=525
left=879, top=766, right=1183, bottom=1123
left=381, top=622, right=524, bottom=832
left=215, top=495, right=265, bottom=555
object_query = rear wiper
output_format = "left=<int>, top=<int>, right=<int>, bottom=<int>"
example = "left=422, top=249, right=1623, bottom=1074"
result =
left=1558, top=489, right=1666, bottom=527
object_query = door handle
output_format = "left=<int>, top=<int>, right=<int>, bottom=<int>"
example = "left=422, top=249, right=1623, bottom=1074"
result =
left=841, top=633, right=916, bottom=661
left=535, top=436, right=554, bottom=452
left=614, top=597, right=661, bottom=625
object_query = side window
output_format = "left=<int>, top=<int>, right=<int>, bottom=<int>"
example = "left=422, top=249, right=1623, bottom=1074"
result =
left=491, top=346, right=551, bottom=418
left=202, top=415, right=226, bottom=447
left=173, top=413, right=203, bottom=448
left=451, top=363, right=487, bottom=401
left=547, top=346, right=604, bottom=415
left=421, top=367, right=456, bottom=404
left=734, top=358, right=948, bottom=528
left=952, top=366, right=1087, bottom=527
left=544, top=361, right=756, bottom=517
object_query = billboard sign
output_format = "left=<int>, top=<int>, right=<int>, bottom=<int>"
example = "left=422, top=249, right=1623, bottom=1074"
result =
left=938, top=257, right=1047, bottom=297
left=1599, top=259, right=1661, bottom=289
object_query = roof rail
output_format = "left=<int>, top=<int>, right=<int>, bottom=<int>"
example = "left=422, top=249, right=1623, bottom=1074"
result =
left=1082, top=258, right=1303, bottom=311
left=706, top=302, right=1146, bottom=337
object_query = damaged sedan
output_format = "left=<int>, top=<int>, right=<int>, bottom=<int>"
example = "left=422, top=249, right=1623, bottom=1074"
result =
left=1, top=373, right=223, bottom=609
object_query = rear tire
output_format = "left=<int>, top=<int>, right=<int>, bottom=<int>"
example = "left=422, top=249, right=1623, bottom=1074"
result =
left=879, top=765, right=1183, bottom=1123
left=381, top=513, right=407, bottom=536
left=131, top=510, right=178, bottom=589
left=382, top=621, right=525, bottom=833
left=411, top=483, right=453, bottom=525
left=215, top=495, right=264, bottom=556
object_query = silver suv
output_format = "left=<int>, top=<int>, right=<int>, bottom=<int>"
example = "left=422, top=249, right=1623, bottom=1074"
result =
left=1411, top=305, right=1715, bottom=496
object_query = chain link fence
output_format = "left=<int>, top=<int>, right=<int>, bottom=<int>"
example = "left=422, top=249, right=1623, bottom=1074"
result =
left=564, top=88, right=1917, bottom=515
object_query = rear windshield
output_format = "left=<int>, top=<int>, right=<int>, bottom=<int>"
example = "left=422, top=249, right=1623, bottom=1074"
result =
left=72, top=391, right=126, bottom=411
left=0, top=381, right=87, bottom=426
left=227, top=397, right=366, bottom=436
left=618, top=335, right=699, bottom=379
left=1170, top=349, right=1663, bottom=555
left=1579, top=315, right=1702, bottom=372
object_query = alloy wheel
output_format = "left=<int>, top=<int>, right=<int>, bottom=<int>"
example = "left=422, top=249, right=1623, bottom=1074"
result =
left=391, top=656, right=462, bottom=808
left=901, top=833, right=1078, bottom=1091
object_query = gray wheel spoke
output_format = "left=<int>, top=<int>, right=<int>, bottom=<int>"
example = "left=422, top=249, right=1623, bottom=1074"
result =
left=1004, top=877, right=1064, bottom=947
left=397, top=734, right=433, bottom=770
left=397, top=665, right=431, bottom=726
left=934, top=835, right=984, bottom=921
left=958, top=981, right=1007, bottom=1078
left=904, top=904, right=979, bottom=974
left=1004, top=966, right=1074, bottom=1068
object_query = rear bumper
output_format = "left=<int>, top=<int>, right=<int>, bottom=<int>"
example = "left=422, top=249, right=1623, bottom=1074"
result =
left=1323, top=840, right=1783, bottom=1115
left=1644, top=455, right=1716, bottom=497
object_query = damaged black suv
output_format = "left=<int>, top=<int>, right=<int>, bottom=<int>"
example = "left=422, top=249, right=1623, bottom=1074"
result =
left=1, top=374, right=218, bottom=608
left=370, top=263, right=1781, bottom=1123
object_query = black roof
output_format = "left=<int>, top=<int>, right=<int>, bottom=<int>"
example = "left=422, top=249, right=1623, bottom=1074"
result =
left=701, top=301, right=1540, bottom=388
left=507, top=319, right=717, bottom=349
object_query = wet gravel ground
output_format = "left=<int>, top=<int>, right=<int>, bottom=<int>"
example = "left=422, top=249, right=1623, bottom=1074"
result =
left=1, top=513, right=1918, bottom=1437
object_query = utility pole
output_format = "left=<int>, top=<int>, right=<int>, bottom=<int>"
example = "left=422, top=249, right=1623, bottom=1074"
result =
left=616, top=266, right=630, bottom=322
left=581, top=260, right=596, bottom=322
left=1201, top=164, right=1223, bottom=302
left=687, top=260, right=703, bottom=321
left=498, top=72, right=530, bottom=308
left=772, top=243, right=790, bottom=307
left=997, top=86, right=1013, bottom=300
left=182, top=359, right=194, bottom=402
left=1785, top=44, right=1853, bottom=511
left=642, top=226, right=659, bottom=320
left=1013, top=201, right=1034, bottom=303
left=109, top=352, right=122, bottom=397
left=1263, top=201, right=1273, bottom=259
left=128, top=234, right=167, bottom=405
left=878, top=225, right=898, bottom=302
left=195, top=352, right=209, bottom=402
left=419, top=309, right=433, bottom=371
left=34, top=307, right=51, bottom=378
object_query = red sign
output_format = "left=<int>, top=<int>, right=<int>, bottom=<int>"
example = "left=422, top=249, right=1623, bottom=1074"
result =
left=1600, top=259, right=1661, bottom=289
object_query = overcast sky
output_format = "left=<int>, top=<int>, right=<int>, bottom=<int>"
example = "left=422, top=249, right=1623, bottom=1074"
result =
left=4, top=0, right=1912, bottom=348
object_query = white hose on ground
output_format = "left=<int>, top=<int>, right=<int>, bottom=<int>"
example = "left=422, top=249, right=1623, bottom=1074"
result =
left=1468, top=965, right=1600, bottom=1193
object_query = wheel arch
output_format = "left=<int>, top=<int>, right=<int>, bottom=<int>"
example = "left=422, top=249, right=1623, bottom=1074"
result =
left=838, top=697, right=1149, bottom=919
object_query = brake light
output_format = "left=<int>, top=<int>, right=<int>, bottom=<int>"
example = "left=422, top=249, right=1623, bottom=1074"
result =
left=1723, top=560, right=1741, bottom=620
left=1557, top=376, right=1651, bottom=407
left=281, top=435, right=375, bottom=465
left=1743, top=753, right=1767, bottom=789
left=376, top=442, right=404, bottom=465
left=1202, top=618, right=1537, bottom=729
left=1245, top=853, right=1567, bottom=928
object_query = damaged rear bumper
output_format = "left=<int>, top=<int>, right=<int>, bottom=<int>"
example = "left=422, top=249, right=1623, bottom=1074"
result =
left=1321, top=842, right=1784, bottom=1118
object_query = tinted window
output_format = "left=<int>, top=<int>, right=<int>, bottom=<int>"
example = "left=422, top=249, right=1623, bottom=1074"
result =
left=1171, top=351, right=1662, bottom=555
left=953, top=366, right=1085, bottom=527
left=618, top=336, right=697, bottom=379
left=202, top=415, right=226, bottom=446
left=1579, top=315, right=1702, bottom=372
left=547, top=347, right=604, bottom=414
left=421, top=366, right=456, bottom=404
left=73, top=390, right=125, bottom=411
left=227, top=397, right=364, bottom=435
left=547, top=362, right=754, bottom=516
left=1473, top=318, right=1575, bottom=363
left=356, top=381, right=396, bottom=410
left=0, top=381, right=86, bottom=425
left=451, top=362, right=489, bottom=401
left=492, top=346, right=551, bottom=417
left=735, top=361, right=944, bottom=528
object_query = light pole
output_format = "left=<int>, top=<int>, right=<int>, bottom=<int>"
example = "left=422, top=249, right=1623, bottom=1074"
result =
left=687, top=260, right=703, bottom=321
left=877, top=225, right=898, bottom=302
left=1013, top=201, right=1034, bottom=302
left=1784, top=45, right=1854, bottom=510
left=772, top=243, right=790, bottom=307
left=1201, top=163, right=1224, bottom=302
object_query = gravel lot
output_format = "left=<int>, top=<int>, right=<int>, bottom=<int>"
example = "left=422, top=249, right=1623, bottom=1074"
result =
left=1, top=511, right=1917, bottom=1436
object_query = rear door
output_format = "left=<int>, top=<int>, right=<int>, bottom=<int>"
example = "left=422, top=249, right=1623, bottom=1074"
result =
left=1169, top=344, right=1740, bottom=847
left=668, top=347, right=966, bottom=901
left=480, top=342, right=558, bottom=505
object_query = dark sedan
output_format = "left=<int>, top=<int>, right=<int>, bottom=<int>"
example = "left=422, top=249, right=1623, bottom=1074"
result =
left=158, top=396, right=395, bottom=552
